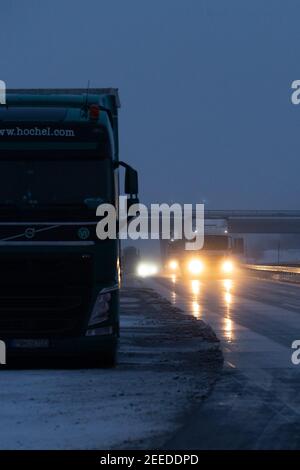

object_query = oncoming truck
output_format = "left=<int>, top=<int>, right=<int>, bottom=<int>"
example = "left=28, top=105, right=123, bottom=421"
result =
left=0, top=88, right=138, bottom=366
left=166, top=218, right=236, bottom=278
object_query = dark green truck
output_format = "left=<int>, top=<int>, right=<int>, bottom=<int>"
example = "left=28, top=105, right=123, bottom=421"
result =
left=0, top=88, right=138, bottom=366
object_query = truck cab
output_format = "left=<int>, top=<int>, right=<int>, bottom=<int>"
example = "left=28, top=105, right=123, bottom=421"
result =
left=0, top=88, right=138, bottom=366
left=166, top=219, right=236, bottom=278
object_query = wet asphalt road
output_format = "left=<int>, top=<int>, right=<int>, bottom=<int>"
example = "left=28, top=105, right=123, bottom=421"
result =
left=145, top=272, right=300, bottom=449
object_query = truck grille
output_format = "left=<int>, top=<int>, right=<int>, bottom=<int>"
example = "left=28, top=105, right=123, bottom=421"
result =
left=0, top=254, right=93, bottom=337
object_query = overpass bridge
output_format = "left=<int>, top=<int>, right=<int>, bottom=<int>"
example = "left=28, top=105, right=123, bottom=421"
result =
left=198, top=210, right=300, bottom=234
left=145, top=210, right=300, bottom=235
left=157, top=210, right=300, bottom=263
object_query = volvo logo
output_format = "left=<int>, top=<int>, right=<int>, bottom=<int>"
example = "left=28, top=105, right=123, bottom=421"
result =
left=24, top=227, right=36, bottom=239
left=78, top=227, right=90, bottom=240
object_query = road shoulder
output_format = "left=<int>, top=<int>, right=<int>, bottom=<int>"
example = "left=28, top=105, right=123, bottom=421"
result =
left=118, top=279, right=223, bottom=449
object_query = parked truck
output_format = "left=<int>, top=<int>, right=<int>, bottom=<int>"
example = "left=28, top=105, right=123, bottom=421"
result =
left=0, top=88, right=138, bottom=366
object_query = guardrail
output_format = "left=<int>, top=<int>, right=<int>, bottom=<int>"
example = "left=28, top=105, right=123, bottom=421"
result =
left=243, top=264, right=300, bottom=283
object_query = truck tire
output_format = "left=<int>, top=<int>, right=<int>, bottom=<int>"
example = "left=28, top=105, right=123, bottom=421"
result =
left=99, top=348, right=117, bottom=368
left=85, top=347, right=117, bottom=368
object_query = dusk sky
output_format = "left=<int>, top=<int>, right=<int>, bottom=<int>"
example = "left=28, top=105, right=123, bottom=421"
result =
left=2, top=0, right=300, bottom=209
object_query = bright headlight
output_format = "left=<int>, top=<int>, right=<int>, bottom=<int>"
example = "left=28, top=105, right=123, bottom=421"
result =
left=169, top=260, right=178, bottom=270
left=137, top=262, right=159, bottom=278
left=188, top=259, right=204, bottom=275
left=222, top=260, right=233, bottom=273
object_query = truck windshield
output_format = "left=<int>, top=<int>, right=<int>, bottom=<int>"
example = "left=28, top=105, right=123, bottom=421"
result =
left=203, top=235, right=229, bottom=250
left=168, top=235, right=229, bottom=253
left=0, top=119, right=114, bottom=206
left=0, top=157, right=113, bottom=206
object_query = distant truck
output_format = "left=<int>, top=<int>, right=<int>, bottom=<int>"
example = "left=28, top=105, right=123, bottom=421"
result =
left=122, top=246, right=141, bottom=274
left=0, top=88, right=139, bottom=366
left=166, top=219, right=237, bottom=277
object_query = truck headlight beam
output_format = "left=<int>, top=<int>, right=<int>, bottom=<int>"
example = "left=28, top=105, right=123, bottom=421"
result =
left=222, top=260, right=234, bottom=274
left=137, top=262, right=159, bottom=278
left=188, top=259, right=204, bottom=275
left=169, top=260, right=179, bottom=271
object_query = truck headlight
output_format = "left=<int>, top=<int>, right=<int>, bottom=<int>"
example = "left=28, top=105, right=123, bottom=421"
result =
left=188, top=259, right=204, bottom=275
left=88, top=291, right=112, bottom=327
left=169, top=259, right=178, bottom=271
left=222, top=260, right=234, bottom=274
left=137, top=262, right=159, bottom=277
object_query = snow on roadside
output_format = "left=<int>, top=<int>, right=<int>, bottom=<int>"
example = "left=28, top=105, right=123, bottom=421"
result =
left=0, top=282, right=222, bottom=450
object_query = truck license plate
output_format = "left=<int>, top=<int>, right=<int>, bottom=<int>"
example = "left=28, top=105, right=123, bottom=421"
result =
left=10, top=339, right=50, bottom=349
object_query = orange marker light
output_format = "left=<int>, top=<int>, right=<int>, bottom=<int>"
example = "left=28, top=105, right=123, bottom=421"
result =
left=89, top=104, right=100, bottom=120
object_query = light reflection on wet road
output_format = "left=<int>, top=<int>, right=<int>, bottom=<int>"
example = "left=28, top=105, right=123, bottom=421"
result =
left=154, top=273, right=300, bottom=351
left=145, top=272, right=300, bottom=449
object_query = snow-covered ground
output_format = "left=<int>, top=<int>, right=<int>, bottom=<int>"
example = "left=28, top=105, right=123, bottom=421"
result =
left=0, top=279, right=222, bottom=449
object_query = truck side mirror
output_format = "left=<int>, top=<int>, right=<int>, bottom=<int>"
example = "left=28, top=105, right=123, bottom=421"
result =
left=125, top=166, right=138, bottom=196
left=116, top=161, right=139, bottom=207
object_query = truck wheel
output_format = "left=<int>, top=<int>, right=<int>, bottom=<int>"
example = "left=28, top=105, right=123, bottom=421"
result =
left=86, top=348, right=117, bottom=368
left=99, top=348, right=117, bottom=368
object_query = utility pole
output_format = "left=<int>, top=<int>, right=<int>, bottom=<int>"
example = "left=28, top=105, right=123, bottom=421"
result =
left=277, top=238, right=281, bottom=265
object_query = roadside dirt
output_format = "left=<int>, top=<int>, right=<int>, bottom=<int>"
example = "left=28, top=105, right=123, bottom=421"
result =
left=118, top=283, right=223, bottom=449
